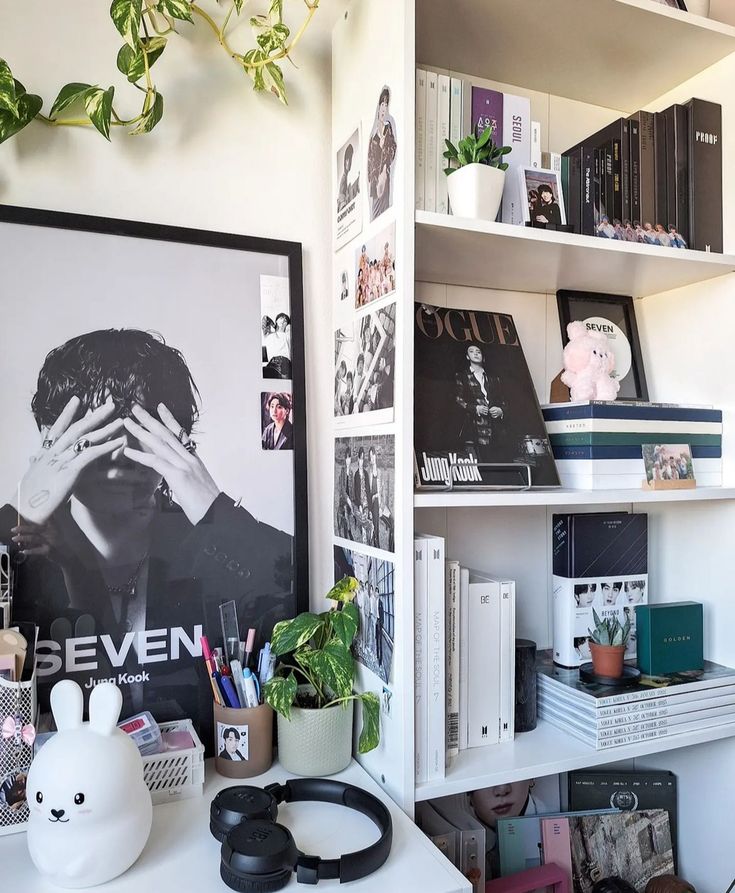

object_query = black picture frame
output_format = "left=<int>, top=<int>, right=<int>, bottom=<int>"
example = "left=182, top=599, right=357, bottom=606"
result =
left=557, top=289, right=649, bottom=401
left=0, top=203, right=308, bottom=736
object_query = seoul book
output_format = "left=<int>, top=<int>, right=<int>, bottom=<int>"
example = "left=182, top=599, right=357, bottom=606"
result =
left=414, top=304, right=559, bottom=490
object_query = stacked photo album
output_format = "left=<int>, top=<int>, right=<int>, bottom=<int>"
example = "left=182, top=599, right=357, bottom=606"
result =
left=414, top=533, right=516, bottom=785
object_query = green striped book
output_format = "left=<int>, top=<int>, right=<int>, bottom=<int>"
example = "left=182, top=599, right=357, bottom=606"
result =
left=549, top=432, right=721, bottom=448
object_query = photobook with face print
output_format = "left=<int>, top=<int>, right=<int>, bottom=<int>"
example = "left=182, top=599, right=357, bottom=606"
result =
left=552, top=513, right=648, bottom=668
left=414, top=304, right=559, bottom=490
left=0, top=207, right=308, bottom=755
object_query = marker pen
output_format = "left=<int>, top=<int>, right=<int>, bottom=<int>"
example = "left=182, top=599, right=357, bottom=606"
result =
left=244, top=628, right=256, bottom=668
left=242, top=667, right=260, bottom=708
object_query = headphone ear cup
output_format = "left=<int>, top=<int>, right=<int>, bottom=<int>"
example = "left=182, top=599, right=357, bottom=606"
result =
left=219, top=862, right=292, bottom=893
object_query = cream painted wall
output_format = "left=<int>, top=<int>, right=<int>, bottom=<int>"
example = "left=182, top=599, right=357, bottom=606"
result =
left=0, top=1, right=343, bottom=604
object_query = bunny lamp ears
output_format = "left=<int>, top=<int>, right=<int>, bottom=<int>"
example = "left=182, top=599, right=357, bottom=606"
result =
left=50, top=680, right=123, bottom=736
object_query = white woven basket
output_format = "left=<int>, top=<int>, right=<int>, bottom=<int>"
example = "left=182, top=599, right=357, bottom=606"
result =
left=142, top=719, right=205, bottom=806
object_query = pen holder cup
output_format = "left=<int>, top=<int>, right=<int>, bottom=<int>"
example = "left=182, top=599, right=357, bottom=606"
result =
left=213, top=701, right=274, bottom=779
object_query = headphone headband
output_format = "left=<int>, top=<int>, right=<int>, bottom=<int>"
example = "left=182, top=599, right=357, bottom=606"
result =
left=265, top=779, right=393, bottom=884
left=212, top=778, right=393, bottom=890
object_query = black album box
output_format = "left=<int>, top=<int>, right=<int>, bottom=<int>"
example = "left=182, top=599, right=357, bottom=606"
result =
left=552, top=512, right=648, bottom=578
left=413, top=304, right=559, bottom=490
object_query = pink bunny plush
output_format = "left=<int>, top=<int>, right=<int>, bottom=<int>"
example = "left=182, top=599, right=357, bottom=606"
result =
left=26, top=680, right=152, bottom=888
left=560, top=320, right=620, bottom=402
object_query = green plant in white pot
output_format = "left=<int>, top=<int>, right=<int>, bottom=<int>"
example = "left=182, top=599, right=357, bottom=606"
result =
left=443, top=126, right=512, bottom=221
left=263, top=576, right=380, bottom=776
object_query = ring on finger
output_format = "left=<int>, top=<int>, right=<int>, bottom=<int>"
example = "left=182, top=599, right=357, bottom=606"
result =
left=73, top=438, right=91, bottom=454
left=176, top=426, right=188, bottom=444
left=42, top=438, right=55, bottom=450
left=184, top=439, right=198, bottom=454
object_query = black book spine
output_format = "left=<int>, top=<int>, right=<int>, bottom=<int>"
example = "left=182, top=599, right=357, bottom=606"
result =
left=674, top=104, right=690, bottom=246
left=603, top=143, right=613, bottom=221
left=581, top=145, right=595, bottom=236
left=687, top=97, right=723, bottom=252
left=620, top=119, right=631, bottom=223
left=552, top=514, right=571, bottom=577
left=638, top=110, right=656, bottom=226
left=663, top=105, right=677, bottom=230
left=563, top=151, right=580, bottom=233
left=629, top=117, right=641, bottom=225
left=593, top=148, right=602, bottom=231
left=654, top=111, right=669, bottom=229
left=612, top=136, right=622, bottom=223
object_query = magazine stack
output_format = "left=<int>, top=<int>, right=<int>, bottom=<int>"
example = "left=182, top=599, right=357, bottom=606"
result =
left=542, top=401, right=723, bottom=489
left=414, top=533, right=516, bottom=784
left=537, top=650, right=735, bottom=751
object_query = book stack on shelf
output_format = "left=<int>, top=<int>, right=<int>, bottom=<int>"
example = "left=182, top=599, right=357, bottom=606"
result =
left=415, top=67, right=533, bottom=221
left=557, top=98, right=723, bottom=251
left=543, top=401, right=723, bottom=490
left=537, top=651, right=735, bottom=751
left=414, top=533, right=516, bottom=785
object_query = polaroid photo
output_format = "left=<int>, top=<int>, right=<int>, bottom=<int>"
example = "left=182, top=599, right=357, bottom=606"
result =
left=518, top=166, right=566, bottom=226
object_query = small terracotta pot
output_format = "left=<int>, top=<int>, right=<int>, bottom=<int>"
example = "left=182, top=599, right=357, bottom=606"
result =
left=589, top=642, right=627, bottom=678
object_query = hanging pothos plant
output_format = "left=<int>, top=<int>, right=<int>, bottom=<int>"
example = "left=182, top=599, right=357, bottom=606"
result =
left=0, top=0, right=319, bottom=145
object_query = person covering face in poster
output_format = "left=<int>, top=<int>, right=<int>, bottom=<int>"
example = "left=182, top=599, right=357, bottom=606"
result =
left=455, top=345, right=505, bottom=461
left=3, top=329, right=292, bottom=737
left=367, top=87, right=398, bottom=222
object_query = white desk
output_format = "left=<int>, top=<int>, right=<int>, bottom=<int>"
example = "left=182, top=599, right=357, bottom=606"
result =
left=4, top=760, right=471, bottom=892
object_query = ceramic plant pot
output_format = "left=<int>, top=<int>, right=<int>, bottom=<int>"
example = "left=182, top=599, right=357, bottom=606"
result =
left=447, top=163, right=506, bottom=221
left=589, top=642, right=627, bottom=678
left=277, top=697, right=354, bottom=777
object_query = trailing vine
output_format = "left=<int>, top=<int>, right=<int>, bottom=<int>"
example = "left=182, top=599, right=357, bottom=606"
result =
left=0, top=0, right=320, bottom=144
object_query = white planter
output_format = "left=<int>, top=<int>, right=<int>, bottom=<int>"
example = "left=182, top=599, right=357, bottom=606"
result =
left=447, top=163, right=506, bottom=221
left=277, top=698, right=354, bottom=776
left=685, top=0, right=710, bottom=16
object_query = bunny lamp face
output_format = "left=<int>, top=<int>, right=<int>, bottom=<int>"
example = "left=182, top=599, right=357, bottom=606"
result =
left=26, top=680, right=153, bottom=889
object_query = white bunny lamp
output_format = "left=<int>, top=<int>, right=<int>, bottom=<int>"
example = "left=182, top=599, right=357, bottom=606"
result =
left=25, top=680, right=153, bottom=888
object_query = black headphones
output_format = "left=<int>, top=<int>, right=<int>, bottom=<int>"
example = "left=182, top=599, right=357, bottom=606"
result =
left=210, top=778, right=393, bottom=891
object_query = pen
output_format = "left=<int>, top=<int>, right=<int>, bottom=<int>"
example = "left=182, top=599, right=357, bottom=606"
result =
left=242, top=667, right=260, bottom=708
left=220, top=674, right=241, bottom=709
left=230, top=659, right=248, bottom=709
left=244, top=628, right=256, bottom=668
left=257, top=642, right=275, bottom=687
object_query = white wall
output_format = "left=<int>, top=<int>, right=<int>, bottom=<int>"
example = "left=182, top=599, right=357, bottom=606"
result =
left=0, top=0, right=343, bottom=604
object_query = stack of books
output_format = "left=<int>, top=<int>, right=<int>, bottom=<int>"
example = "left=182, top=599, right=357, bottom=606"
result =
left=542, top=401, right=723, bottom=490
left=558, top=98, right=722, bottom=252
left=537, top=650, right=735, bottom=750
left=415, top=67, right=533, bottom=222
left=414, top=533, right=516, bottom=784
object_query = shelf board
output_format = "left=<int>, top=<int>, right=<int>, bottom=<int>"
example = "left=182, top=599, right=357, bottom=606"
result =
left=417, top=0, right=735, bottom=112
left=415, top=717, right=735, bottom=801
left=415, top=211, right=735, bottom=297
left=414, top=486, right=735, bottom=508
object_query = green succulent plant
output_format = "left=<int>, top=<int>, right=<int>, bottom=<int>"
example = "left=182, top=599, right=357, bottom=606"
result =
left=262, top=575, right=380, bottom=754
left=588, top=609, right=631, bottom=647
left=443, top=124, right=512, bottom=175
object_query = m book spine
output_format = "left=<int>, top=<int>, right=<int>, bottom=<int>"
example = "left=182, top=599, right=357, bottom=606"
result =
left=425, top=70, right=438, bottom=213
left=415, top=69, right=427, bottom=211
left=436, top=75, right=451, bottom=215
left=467, top=574, right=501, bottom=747
left=564, top=146, right=582, bottom=233
left=499, top=581, right=516, bottom=743
left=458, top=566, right=470, bottom=751
left=687, top=97, right=723, bottom=252
left=673, top=104, right=690, bottom=245
left=448, top=77, right=463, bottom=217
left=581, top=145, right=595, bottom=235
left=414, top=538, right=428, bottom=783
left=638, top=110, right=656, bottom=226
left=421, top=534, right=446, bottom=781
left=446, top=560, right=461, bottom=761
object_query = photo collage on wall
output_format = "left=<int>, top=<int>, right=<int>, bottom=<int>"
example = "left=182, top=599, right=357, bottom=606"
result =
left=260, top=274, right=294, bottom=452
left=333, top=83, right=398, bottom=696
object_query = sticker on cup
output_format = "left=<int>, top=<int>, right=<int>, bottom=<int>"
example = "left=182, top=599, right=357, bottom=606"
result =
left=217, top=722, right=249, bottom=762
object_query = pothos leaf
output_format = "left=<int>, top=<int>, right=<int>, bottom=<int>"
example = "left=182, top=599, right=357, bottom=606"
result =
left=263, top=672, right=297, bottom=720
left=0, top=88, right=42, bottom=144
left=357, top=692, right=380, bottom=753
left=84, top=86, right=115, bottom=141
left=270, top=612, right=324, bottom=655
left=233, top=0, right=244, bottom=12
left=49, top=83, right=94, bottom=118
left=130, top=91, right=164, bottom=134
left=326, top=576, right=358, bottom=604
left=110, top=0, right=143, bottom=48
left=117, top=38, right=167, bottom=83
left=331, top=602, right=359, bottom=648
left=0, top=58, right=19, bottom=117
left=157, top=0, right=193, bottom=23
left=298, top=639, right=354, bottom=700
left=269, top=0, right=284, bottom=20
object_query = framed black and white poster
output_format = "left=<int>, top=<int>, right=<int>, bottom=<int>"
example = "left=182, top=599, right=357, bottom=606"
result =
left=0, top=205, right=308, bottom=749
left=557, top=290, right=649, bottom=401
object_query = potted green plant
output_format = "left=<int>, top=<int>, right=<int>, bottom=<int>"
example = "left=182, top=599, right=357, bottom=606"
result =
left=588, top=609, right=632, bottom=678
left=263, top=576, right=380, bottom=776
left=443, top=125, right=512, bottom=221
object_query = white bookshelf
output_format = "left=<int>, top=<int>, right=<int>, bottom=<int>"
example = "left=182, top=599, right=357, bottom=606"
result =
left=416, top=0, right=735, bottom=112
left=414, top=487, right=735, bottom=508
left=334, top=1, right=735, bottom=888
left=416, top=211, right=735, bottom=296
left=416, top=718, right=735, bottom=802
